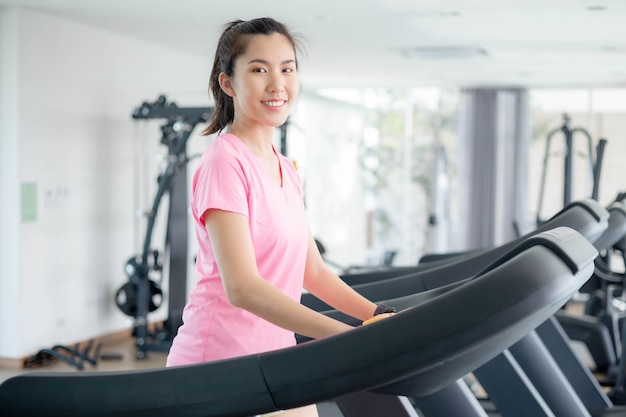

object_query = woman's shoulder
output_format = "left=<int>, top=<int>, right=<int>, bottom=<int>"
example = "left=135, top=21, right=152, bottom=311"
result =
left=202, top=133, right=245, bottom=163
left=192, top=135, right=246, bottom=181
left=208, top=133, right=240, bottom=154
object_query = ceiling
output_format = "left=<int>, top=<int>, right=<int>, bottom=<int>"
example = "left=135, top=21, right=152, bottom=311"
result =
left=2, top=0, right=626, bottom=89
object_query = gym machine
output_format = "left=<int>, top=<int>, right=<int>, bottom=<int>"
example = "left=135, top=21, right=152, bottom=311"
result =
left=114, top=95, right=212, bottom=359
left=23, top=340, right=102, bottom=371
left=0, top=227, right=596, bottom=417
left=300, top=199, right=608, bottom=416
left=536, top=113, right=607, bottom=226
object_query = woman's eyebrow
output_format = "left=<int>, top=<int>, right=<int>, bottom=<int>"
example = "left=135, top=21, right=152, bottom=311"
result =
left=247, top=58, right=296, bottom=65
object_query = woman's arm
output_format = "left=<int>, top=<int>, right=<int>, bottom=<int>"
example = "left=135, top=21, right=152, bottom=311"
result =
left=204, top=209, right=353, bottom=340
left=303, top=232, right=378, bottom=321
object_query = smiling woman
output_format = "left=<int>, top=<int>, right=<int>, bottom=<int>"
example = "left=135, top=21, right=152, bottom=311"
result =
left=165, top=17, right=386, bottom=417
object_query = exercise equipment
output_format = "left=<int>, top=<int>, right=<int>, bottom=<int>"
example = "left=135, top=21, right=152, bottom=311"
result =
left=114, top=95, right=212, bottom=359
left=579, top=200, right=626, bottom=403
left=339, top=198, right=607, bottom=288
left=319, top=217, right=626, bottom=415
left=557, top=200, right=626, bottom=380
left=536, top=113, right=607, bottom=226
left=301, top=200, right=615, bottom=416
left=22, top=340, right=102, bottom=371
left=317, top=226, right=598, bottom=417
left=302, top=198, right=608, bottom=313
left=0, top=227, right=595, bottom=417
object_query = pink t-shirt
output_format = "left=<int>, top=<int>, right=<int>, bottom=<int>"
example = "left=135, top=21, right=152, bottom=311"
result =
left=166, top=133, right=309, bottom=366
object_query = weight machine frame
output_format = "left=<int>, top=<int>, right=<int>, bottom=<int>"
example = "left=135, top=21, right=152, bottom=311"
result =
left=536, top=113, right=607, bottom=225
left=121, top=95, right=212, bottom=359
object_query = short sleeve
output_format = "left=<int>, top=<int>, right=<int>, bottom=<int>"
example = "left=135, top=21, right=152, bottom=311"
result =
left=191, top=144, right=249, bottom=227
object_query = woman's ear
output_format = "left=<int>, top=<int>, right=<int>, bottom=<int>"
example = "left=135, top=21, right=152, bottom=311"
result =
left=218, top=72, right=235, bottom=97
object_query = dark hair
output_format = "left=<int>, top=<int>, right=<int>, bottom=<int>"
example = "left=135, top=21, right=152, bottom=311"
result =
left=202, top=17, right=302, bottom=136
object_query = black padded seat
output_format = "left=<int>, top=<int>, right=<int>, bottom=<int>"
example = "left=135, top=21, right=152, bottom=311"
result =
left=338, top=198, right=608, bottom=288
left=0, top=227, right=596, bottom=417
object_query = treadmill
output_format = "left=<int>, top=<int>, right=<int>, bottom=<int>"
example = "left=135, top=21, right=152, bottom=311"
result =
left=306, top=200, right=626, bottom=416
left=0, top=227, right=595, bottom=417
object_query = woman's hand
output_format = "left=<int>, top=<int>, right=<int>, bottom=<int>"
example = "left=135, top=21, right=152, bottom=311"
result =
left=362, top=312, right=396, bottom=325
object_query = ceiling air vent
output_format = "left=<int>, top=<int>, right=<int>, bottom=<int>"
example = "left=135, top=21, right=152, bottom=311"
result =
left=401, top=46, right=488, bottom=59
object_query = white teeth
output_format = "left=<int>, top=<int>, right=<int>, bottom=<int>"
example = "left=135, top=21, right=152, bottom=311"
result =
left=264, top=100, right=285, bottom=107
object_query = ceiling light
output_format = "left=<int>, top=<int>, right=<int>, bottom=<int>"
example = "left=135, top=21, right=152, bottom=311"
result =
left=600, top=45, right=626, bottom=54
left=438, top=11, right=461, bottom=17
left=401, top=46, right=488, bottom=59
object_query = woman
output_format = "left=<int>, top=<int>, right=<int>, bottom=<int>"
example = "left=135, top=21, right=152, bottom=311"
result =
left=167, top=17, right=393, bottom=417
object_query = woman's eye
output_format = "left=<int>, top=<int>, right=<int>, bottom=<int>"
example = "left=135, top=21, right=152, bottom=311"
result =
left=283, top=67, right=295, bottom=73
left=253, top=68, right=267, bottom=73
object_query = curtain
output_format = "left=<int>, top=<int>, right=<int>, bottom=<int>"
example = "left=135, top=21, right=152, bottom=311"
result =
left=458, top=88, right=529, bottom=250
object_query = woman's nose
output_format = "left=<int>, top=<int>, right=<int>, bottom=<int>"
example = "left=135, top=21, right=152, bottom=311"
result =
left=267, top=72, right=285, bottom=93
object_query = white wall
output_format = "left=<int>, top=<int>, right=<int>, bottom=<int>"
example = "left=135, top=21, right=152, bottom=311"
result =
left=0, top=7, right=21, bottom=359
left=0, top=7, right=210, bottom=359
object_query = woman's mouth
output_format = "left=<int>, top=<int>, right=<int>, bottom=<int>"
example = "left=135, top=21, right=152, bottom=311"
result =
left=263, top=100, right=286, bottom=107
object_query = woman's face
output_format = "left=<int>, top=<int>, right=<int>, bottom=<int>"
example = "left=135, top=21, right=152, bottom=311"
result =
left=222, top=33, right=299, bottom=131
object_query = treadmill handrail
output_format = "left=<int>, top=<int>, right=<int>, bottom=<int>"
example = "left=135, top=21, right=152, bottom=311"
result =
left=0, top=229, right=597, bottom=417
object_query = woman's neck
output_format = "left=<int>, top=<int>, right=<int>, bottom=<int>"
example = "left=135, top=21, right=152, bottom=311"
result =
left=228, top=125, right=276, bottom=160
